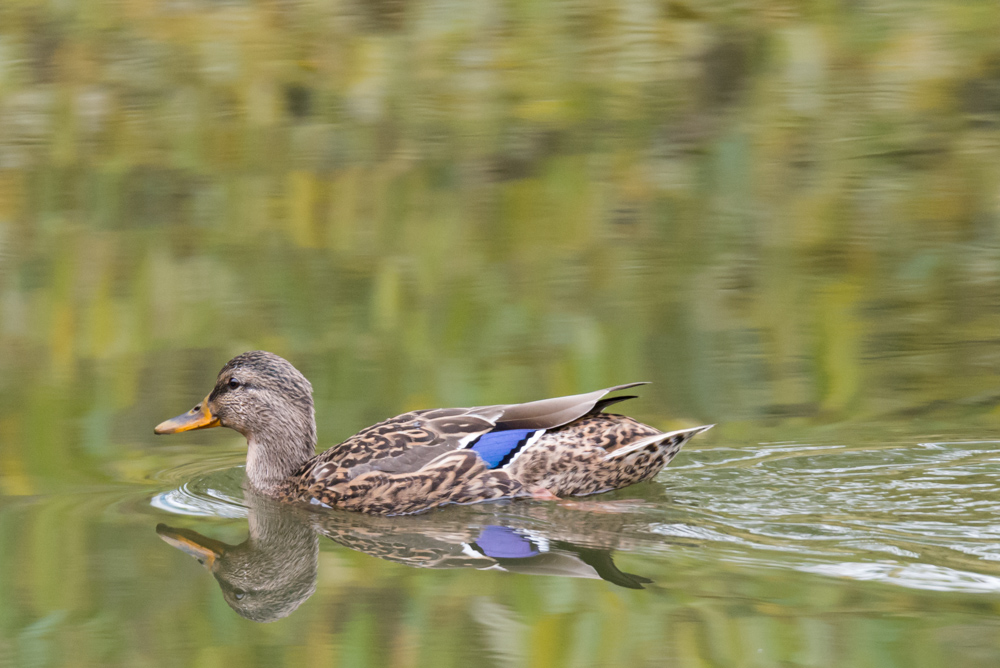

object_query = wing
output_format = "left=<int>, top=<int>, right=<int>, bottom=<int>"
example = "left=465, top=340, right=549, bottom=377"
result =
left=305, top=406, right=505, bottom=479
left=482, top=382, right=647, bottom=430
left=302, top=382, right=648, bottom=481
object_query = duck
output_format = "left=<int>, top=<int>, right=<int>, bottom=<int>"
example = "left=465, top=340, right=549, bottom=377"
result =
left=154, top=350, right=712, bottom=515
left=156, top=490, right=656, bottom=621
left=157, top=493, right=318, bottom=623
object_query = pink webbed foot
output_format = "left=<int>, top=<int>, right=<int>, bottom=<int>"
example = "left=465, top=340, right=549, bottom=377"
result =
left=530, top=487, right=560, bottom=501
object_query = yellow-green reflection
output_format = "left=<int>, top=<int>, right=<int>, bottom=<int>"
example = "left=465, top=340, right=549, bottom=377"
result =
left=2, top=0, right=1000, bottom=665
left=156, top=492, right=653, bottom=623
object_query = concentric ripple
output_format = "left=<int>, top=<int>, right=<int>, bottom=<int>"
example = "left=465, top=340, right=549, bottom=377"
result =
left=148, top=437, right=1000, bottom=593
left=151, top=466, right=247, bottom=518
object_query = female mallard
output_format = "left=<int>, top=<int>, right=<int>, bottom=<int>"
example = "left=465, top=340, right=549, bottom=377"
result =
left=156, top=491, right=656, bottom=621
left=155, top=351, right=712, bottom=515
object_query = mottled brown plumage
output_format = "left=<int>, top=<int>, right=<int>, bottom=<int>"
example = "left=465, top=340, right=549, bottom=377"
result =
left=155, top=351, right=712, bottom=515
left=157, top=494, right=317, bottom=623
left=157, top=492, right=657, bottom=622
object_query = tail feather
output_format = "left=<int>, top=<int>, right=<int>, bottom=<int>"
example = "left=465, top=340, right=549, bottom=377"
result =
left=605, top=425, right=713, bottom=460
left=554, top=543, right=653, bottom=589
left=589, top=395, right=639, bottom=415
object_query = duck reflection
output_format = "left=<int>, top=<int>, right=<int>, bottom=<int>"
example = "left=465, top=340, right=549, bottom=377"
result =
left=157, top=496, right=317, bottom=623
left=157, top=493, right=653, bottom=622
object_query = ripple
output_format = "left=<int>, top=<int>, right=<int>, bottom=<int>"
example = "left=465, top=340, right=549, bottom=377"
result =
left=799, top=562, right=1000, bottom=593
left=653, top=438, right=1000, bottom=592
left=151, top=466, right=247, bottom=518
left=147, top=452, right=247, bottom=486
left=144, top=437, right=1000, bottom=595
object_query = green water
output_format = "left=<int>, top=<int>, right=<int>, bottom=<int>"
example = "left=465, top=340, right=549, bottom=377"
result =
left=4, top=0, right=1000, bottom=665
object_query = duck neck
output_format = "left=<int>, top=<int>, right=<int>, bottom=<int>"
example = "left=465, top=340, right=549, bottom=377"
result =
left=244, top=409, right=317, bottom=494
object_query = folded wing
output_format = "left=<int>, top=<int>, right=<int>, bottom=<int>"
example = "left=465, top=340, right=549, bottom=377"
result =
left=304, top=383, right=648, bottom=481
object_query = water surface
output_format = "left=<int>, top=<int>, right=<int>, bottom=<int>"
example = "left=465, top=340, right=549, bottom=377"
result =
left=3, top=0, right=1000, bottom=666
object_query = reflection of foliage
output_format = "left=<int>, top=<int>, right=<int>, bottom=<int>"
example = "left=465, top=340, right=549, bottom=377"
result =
left=0, top=2, right=996, bottom=456
left=7, top=492, right=1000, bottom=667
left=2, top=1, right=1000, bottom=663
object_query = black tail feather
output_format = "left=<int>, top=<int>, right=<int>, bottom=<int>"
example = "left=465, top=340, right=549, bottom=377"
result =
left=556, top=543, right=652, bottom=589
left=590, top=395, right=639, bottom=415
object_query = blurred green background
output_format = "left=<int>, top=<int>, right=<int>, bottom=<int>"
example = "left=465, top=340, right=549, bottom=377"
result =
left=4, top=0, right=1000, bottom=665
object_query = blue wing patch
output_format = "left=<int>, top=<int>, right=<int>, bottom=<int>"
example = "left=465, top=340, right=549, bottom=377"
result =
left=472, top=526, right=542, bottom=559
left=468, top=428, right=542, bottom=468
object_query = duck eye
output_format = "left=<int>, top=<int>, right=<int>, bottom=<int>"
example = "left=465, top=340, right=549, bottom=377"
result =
left=228, top=378, right=241, bottom=390
left=233, top=589, right=246, bottom=600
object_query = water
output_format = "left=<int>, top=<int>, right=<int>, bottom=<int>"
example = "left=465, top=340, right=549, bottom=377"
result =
left=4, top=0, right=1000, bottom=665
left=10, top=430, right=1000, bottom=666
left=152, top=435, right=1000, bottom=595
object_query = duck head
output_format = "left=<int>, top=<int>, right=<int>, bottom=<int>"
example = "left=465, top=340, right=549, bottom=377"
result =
left=155, top=351, right=318, bottom=492
left=156, top=493, right=319, bottom=623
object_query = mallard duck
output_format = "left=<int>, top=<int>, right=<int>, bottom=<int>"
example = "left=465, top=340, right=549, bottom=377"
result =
left=157, top=491, right=654, bottom=621
left=154, top=351, right=712, bottom=515
left=157, top=495, right=318, bottom=623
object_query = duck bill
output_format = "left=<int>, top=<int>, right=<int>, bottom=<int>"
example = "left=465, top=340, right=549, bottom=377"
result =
left=156, top=524, right=227, bottom=569
left=154, top=395, right=220, bottom=434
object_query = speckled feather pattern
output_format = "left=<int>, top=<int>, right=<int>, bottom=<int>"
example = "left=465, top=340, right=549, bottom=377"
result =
left=166, top=352, right=711, bottom=516
left=280, top=411, right=707, bottom=515
left=280, top=449, right=530, bottom=515
left=208, top=352, right=319, bottom=492
left=508, top=415, right=700, bottom=496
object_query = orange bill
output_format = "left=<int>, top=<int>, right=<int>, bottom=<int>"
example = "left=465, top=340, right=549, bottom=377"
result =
left=156, top=524, right=228, bottom=569
left=154, top=395, right=219, bottom=434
